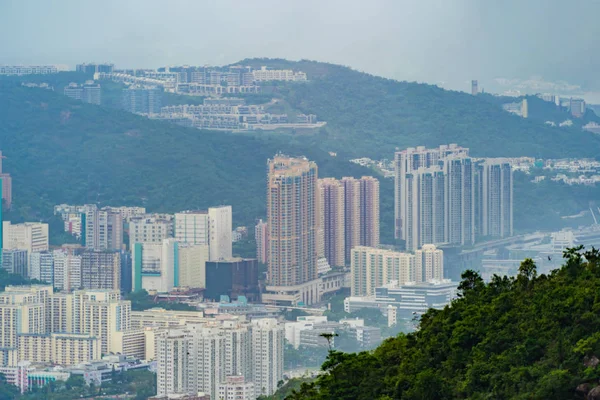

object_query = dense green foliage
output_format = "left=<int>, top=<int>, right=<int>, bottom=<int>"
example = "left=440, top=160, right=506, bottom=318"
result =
left=0, top=269, right=44, bottom=291
left=0, top=82, right=371, bottom=233
left=239, top=58, right=600, bottom=159
left=279, top=247, right=600, bottom=399
left=258, top=378, right=315, bottom=400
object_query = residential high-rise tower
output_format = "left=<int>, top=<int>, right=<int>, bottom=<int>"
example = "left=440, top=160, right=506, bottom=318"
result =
left=267, top=155, right=318, bottom=287
left=318, top=178, right=345, bottom=268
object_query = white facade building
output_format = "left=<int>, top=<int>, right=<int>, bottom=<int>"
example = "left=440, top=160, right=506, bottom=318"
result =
left=218, top=375, right=255, bottom=400
left=208, top=206, right=232, bottom=261
left=52, top=250, right=82, bottom=292
left=174, top=206, right=232, bottom=261
left=83, top=205, right=123, bottom=251
left=2, top=221, right=49, bottom=257
left=29, top=252, right=54, bottom=284
left=251, top=318, right=284, bottom=398
left=128, top=214, right=173, bottom=249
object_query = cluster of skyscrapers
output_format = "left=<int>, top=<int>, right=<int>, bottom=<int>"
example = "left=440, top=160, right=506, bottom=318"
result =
left=260, top=155, right=381, bottom=306
left=395, top=144, right=513, bottom=251
left=318, top=176, right=380, bottom=267
left=0, top=141, right=514, bottom=398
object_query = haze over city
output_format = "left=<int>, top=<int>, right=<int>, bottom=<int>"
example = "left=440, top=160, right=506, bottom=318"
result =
left=1, top=1, right=600, bottom=399
left=2, top=0, right=600, bottom=99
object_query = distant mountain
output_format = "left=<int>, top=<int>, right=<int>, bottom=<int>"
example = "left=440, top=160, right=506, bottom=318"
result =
left=1, top=60, right=598, bottom=242
left=0, top=83, right=374, bottom=234
left=238, top=58, right=600, bottom=159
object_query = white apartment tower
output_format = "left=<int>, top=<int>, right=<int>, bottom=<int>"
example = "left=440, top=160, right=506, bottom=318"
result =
left=251, top=318, right=284, bottom=398
left=394, top=144, right=468, bottom=241
left=52, top=250, right=82, bottom=292
left=443, top=156, right=475, bottom=247
left=208, top=205, right=233, bottom=260
left=415, top=244, right=444, bottom=282
left=174, top=206, right=232, bottom=261
left=404, top=167, right=446, bottom=251
left=188, top=325, right=227, bottom=399
left=29, top=252, right=54, bottom=284
left=83, top=205, right=123, bottom=251
left=156, top=329, right=191, bottom=396
left=476, top=159, right=513, bottom=238
left=396, top=145, right=478, bottom=251
left=255, top=219, right=268, bottom=264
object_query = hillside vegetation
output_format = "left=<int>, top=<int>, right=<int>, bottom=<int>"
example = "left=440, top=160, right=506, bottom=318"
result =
left=240, top=58, right=600, bottom=159
left=278, top=247, right=600, bottom=400
left=1, top=60, right=599, bottom=238
left=0, top=83, right=371, bottom=231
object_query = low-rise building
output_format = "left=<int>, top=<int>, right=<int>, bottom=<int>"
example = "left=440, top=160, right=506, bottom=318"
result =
left=344, top=280, right=458, bottom=320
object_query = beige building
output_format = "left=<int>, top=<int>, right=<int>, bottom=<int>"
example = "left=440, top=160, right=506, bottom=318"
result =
left=131, top=308, right=206, bottom=330
left=0, top=294, right=45, bottom=348
left=18, top=332, right=101, bottom=365
left=318, top=178, right=345, bottom=267
left=110, top=328, right=148, bottom=359
left=0, top=286, right=140, bottom=366
left=350, top=246, right=415, bottom=296
left=267, top=155, right=318, bottom=292
left=415, top=244, right=444, bottom=282
left=351, top=246, right=444, bottom=296
left=2, top=222, right=49, bottom=260
left=177, top=243, right=209, bottom=289
left=128, top=214, right=173, bottom=250
left=70, top=290, right=131, bottom=355
left=174, top=206, right=232, bottom=261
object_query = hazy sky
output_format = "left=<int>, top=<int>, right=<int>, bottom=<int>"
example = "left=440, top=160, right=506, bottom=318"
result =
left=1, top=0, right=599, bottom=93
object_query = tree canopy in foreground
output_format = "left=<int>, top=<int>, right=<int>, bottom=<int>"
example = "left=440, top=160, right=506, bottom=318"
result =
left=278, top=246, right=600, bottom=400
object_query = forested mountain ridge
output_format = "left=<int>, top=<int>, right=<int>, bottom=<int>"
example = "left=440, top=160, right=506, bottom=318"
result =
left=241, top=58, right=600, bottom=160
left=274, top=247, right=600, bottom=400
left=0, top=84, right=371, bottom=229
left=1, top=59, right=599, bottom=236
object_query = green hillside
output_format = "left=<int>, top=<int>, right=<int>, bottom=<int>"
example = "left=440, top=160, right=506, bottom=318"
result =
left=278, top=247, right=600, bottom=399
left=0, top=83, right=372, bottom=232
left=239, top=58, right=600, bottom=159
left=1, top=60, right=599, bottom=241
